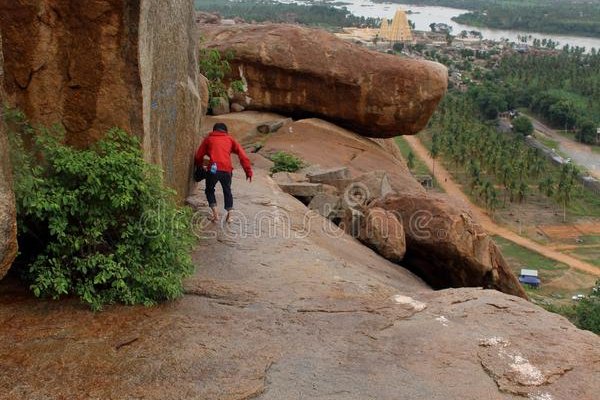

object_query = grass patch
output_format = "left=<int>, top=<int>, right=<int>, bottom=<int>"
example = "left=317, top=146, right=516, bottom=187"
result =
left=395, top=136, right=444, bottom=192
left=395, top=136, right=430, bottom=176
left=493, top=235, right=569, bottom=273
left=567, top=247, right=600, bottom=267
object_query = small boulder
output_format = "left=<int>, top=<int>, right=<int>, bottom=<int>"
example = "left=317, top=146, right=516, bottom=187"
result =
left=355, top=207, right=406, bottom=263
left=278, top=182, right=322, bottom=198
left=211, top=97, right=230, bottom=115
left=257, top=119, right=292, bottom=134
left=341, top=171, right=393, bottom=209
left=199, top=74, right=210, bottom=116
left=230, top=103, right=245, bottom=113
left=307, top=167, right=351, bottom=184
left=308, top=193, right=341, bottom=219
left=372, top=193, right=527, bottom=299
left=272, top=172, right=308, bottom=185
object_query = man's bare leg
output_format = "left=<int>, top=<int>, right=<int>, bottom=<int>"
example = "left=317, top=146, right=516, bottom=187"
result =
left=210, top=206, right=220, bottom=222
left=225, top=210, right=232, bottom=223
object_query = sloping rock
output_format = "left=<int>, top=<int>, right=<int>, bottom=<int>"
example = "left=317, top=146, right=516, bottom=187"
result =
left=372, top=193, right=527, bottom=299
left=0, top=0, right=202, bottom=199
left=200, top=24, right=447, bottom=138
left=0, top=30, right=17, bottom=280
left=1, top=165, right=598, bottom=399
left=260, top=118, right=425, bottom=195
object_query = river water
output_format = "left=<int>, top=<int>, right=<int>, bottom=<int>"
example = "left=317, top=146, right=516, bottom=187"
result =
left=279, top=0, right=600, bottom=51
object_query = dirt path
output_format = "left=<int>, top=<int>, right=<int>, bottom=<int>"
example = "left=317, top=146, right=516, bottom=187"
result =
left=527, top=115, right=600, bottom=179
left=404, top=135, right=600, bottom=277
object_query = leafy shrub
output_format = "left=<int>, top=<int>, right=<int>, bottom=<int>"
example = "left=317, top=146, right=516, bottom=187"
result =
left=512, top=115, right=534, bottom=137
left=269, top=151, right=305, bottom=174
left=576, top=297, right=600, bottom=334
left=198, top=46, right=244, bottom=110
left=5, top=110, right=194, bottom=310
left=575, top=280, right=600, bottom=334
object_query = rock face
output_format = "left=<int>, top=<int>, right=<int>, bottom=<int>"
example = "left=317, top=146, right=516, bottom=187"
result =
left=0, top=0, right=202, bottom=198
left=0, top=29, right=17, bottom=280
left=200, top=24, right=447, bottom=138
left=1, top=164, right=598, bottom=399
left=373, top=193, right=527, bottom=299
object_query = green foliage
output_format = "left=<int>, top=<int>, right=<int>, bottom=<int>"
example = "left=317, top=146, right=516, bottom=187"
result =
left=575, top=280, right=600, bottom=334
left=512, top=116, right=534, bottom=137
left=5, top=110, right=194, bottom=310
left=428, top=94, right=587, bottom=216
left=269, top=151, right=305, bottom=174
left=406, top=151, right=416, bottom=170
left=198, top=47, right=244, bottom=110
left=487, top=51, right=600, bottom=145
left=576, top=121, right=598, bottom=145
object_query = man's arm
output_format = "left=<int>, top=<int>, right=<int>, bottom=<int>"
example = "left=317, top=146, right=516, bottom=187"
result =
left=194, top=138, right=208, bottom=167
left=232, top=139, right=253, bottom=180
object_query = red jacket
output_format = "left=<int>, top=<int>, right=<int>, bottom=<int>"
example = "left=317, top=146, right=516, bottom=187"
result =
left=195, top=131, right=253, bottom=177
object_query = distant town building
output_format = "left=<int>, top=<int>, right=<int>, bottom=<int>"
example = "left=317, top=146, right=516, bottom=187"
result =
left=379, top=9, right=413, bottom=42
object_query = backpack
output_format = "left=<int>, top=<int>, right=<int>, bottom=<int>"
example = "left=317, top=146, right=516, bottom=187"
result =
left=194, top=165, right=207, bottom=182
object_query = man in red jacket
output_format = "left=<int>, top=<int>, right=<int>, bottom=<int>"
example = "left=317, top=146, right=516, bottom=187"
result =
left=195, top=123, right=253, bottom=222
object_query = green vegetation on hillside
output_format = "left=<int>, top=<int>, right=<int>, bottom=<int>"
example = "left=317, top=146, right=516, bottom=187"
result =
left=5, top=109, right=195, bottom=310
left=426, top=94, right=597, bottom=219
left=378, top=0, right=600, bottom=38
left=490, top=49, right=600, bottom=143
left=195, top=0, right=381, bottom=29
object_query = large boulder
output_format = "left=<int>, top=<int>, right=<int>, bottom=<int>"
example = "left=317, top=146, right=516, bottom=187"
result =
left=0, top=29, right=17, bottom=280
left=351, top=207, right=406, bottom=263
left=200, top=24, right=447, bottom=138
left=372, top=193, right=527, bottom=299
left=0, top=0, right=202, bottom=199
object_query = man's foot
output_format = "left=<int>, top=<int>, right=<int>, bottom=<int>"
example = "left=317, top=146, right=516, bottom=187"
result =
left=209, top=214, right=220, bottom=223
left=225, top=211, right=232, bottom=223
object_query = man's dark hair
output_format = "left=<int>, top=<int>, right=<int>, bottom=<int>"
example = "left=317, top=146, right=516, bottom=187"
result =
left=213, top=123, right=228, bottom=133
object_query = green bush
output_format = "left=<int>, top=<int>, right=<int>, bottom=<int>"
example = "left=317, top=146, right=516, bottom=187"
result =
left=576, top=297, right=600, bottom=334
left=198, top=46, right=244, bottom=110
left=575, top=280, right=600, bottom=334
left=512, top=115, right=534, bottom=137
left=269, top=151, right=305, bottom=174
left=5, top=110, right=194, bottom=310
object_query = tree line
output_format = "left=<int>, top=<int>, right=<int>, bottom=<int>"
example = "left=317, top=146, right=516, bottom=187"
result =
left=472, top=47, right=600, bottom=145
left=429, top=94, right=581, bottom=220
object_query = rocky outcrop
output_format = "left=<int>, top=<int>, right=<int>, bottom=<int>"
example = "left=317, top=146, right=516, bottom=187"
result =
left=0, top=29, right=17, bottom=280
left=1, top=164, right=598, bottom=399
left=200, top=24, right=447, bottom=138
left=372, top=193, right=527, bottom=299
left=260, top=118, right=426, bottom=195
left=0, top=0, right=202, bottom=198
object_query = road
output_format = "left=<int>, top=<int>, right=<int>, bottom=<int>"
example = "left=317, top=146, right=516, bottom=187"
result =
left=404, top=135, right=600, bottom=277
left=528, top=116, right=600, bottom=179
